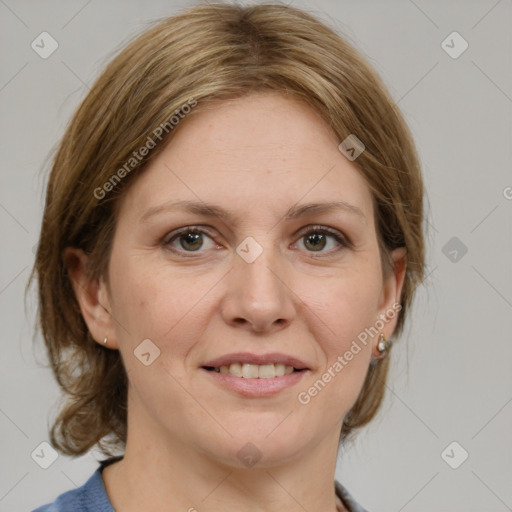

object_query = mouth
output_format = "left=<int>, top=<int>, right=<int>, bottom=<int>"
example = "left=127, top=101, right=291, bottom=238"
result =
left=199, top=352, right=310, bottom=398
left=200, top=353, right=310, bottom=397
left=200, top=352, right=310, bottom=379
left=200, top=365, right=308, bottom=398
left=202, top=363, right=306, bottom=379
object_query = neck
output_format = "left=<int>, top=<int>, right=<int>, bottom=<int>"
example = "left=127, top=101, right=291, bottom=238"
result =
left=102, top=415, right=346, bottom=511
left=103, top=445, right=345, bottom=512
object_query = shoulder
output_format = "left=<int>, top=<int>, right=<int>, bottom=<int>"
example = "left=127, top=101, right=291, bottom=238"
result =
left=30, top=463, right=115, bottom=512
left=30, top=482, right=86, bottom=512
left=335, top=480, right=371, bottom=512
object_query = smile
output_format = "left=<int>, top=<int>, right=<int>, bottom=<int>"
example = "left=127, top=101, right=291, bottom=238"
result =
left=200, top=366, right=308, bottom=398
left=203, top=363, right=299, bottom=379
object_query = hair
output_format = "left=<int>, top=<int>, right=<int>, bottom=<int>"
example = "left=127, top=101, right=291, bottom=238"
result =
left=28, top=0, right=426, bottom=457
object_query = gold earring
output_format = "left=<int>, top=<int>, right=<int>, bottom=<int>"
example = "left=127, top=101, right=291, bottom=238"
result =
left=375, top=333, right=392, bottom=358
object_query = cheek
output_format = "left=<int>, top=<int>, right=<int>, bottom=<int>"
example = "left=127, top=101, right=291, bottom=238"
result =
left=306, top=258, right=382, bottom=349
left=295, top=256, right=381, bottom=404
left=108, top=253, right=218, bottom=355
left=295, top=280, right=378, bottom=418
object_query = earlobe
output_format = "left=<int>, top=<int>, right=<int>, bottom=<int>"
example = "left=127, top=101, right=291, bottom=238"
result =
left=63, top=247, right=117, bottom=349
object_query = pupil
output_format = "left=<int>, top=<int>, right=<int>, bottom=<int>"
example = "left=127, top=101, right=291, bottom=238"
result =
left=305, top=233, right=325, bottom=251
left=181, top=233, right=202, bottom=251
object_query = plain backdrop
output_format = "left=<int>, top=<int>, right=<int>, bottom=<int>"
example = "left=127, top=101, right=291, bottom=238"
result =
left=1, top=1, right=511, bottom=511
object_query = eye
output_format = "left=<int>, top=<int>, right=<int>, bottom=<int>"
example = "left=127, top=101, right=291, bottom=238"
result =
left=162, top=225, right=350, bottom=257
left=163, top=227, right=217, bottom=255
left=294, top=225, right=350, bottom=255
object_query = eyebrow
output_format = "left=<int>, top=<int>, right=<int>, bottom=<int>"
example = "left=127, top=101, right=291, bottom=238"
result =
left=140, top=199, right=366, bottom=224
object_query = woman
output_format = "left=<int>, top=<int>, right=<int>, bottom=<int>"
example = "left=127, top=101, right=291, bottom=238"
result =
left=29, top=2, right=425, bottom=511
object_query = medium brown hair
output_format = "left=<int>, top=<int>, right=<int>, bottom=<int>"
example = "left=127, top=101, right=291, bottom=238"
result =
left=29, top=1, right=426, bottom=456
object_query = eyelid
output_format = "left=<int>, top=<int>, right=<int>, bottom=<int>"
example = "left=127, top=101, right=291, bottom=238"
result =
left=162, top=225, right=216, bottom=244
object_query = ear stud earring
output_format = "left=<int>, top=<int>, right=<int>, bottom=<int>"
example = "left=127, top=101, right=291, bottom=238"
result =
left=374, top=333, right=392, bottom=360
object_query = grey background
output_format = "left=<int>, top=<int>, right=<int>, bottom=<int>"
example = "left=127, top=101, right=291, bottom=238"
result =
left=1, top=0, right=511, bottom=511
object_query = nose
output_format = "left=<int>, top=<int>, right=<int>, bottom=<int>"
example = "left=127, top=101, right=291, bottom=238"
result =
left=220, top=245, right=296, bottom=334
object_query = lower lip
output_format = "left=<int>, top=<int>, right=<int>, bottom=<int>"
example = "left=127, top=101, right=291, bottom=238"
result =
left=200, top=368, right=308, bottom=397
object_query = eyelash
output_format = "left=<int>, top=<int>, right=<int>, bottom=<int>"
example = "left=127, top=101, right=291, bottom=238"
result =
left=162, top=225, right=351, bottom=257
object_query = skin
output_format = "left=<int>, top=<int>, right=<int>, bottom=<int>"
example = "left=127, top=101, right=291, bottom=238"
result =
left=66, top=91, right=406, bottom=512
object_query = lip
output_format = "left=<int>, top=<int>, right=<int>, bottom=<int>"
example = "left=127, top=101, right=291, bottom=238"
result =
left=201, top=352, right=310, bottom=370
left=200, top=367, right=309, bottom=398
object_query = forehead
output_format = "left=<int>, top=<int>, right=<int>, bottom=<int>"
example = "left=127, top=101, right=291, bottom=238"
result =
left=118, top=92, right=375, bottom=226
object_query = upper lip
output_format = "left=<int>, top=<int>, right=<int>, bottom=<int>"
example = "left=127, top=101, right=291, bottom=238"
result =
left=202, top=352, right=310, bottom=370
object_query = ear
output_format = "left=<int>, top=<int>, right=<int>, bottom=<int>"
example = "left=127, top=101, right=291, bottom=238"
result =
left=63, top=247, right=118, bottom=349
left=374, top=246, right=407, bottom=343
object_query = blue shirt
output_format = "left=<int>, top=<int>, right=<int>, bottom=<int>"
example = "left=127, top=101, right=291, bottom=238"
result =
left=31, top=458, right=370, bottom=512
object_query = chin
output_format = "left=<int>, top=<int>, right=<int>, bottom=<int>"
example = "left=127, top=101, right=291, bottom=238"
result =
left=197, top=421, right=312, bottom=469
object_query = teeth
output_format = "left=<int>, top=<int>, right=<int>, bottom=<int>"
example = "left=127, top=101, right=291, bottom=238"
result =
left=275, top=363, right=286, bottom=377
left=229, top=363, right=243, bottom=377
left=258, top=364, right=275, bottom=379
left=216, top=363, right=297, bottom=378
left=242, top=363, right=259, bottom=378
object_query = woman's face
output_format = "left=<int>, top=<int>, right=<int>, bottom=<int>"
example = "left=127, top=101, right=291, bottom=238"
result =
left=97, top=92, right=405, bottom=467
